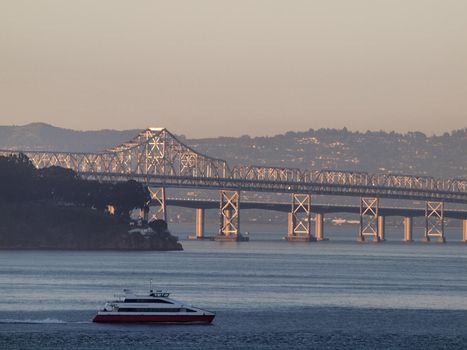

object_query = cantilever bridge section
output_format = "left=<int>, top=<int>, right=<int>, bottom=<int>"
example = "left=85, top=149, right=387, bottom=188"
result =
left=1, top=127, right=466, bottom=242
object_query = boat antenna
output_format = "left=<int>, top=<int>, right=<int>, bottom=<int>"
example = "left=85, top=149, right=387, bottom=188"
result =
left=149, top=279, right=153, bottom=293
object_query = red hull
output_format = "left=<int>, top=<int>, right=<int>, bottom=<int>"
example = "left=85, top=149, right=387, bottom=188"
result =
left=93, top=314, right=215, bottom=324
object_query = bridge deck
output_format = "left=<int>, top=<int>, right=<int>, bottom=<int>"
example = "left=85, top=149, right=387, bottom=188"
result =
left=165, top=198, right=467, bottom=219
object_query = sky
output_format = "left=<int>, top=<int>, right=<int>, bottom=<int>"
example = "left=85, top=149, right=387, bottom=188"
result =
left=1, top=0, right=466, bottom=137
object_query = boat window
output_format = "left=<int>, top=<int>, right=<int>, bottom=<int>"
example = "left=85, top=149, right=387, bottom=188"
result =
left=118, top=308, right=181, bottom=312
left=155, top=299, right=172, bottom=304
left=178, top=308, right=197, bottom=313
left=124, top=299, right=172, bottom=304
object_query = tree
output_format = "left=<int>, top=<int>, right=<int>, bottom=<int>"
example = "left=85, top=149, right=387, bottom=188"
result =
left=0, top=154, right=150, bottom=221
left=0, top=153, right=36, bottom=201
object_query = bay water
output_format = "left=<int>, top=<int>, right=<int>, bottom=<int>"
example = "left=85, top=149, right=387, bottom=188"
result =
left=1, top=224, right=466, bottom=349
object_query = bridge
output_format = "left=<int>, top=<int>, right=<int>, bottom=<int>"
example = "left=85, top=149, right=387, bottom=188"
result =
left=1, top=128, right=466, bottom=242
left=164, top=198, right=467, bottom=242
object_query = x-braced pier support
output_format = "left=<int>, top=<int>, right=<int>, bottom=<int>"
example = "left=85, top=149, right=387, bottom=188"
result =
left=217, top=190, right=243, bottom=241
left=144, top=187, right=167, bottom=222
left=424, top=201, right=445, bottom=243
left=285, top=194, right=313, bottom=241
left=359, top=197, right=380, bottom=242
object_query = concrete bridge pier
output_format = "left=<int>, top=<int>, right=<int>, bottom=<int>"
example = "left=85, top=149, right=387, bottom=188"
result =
left=403, top=217, right=413, bottom=242
left=287, top=212, right=294, bottom=236
left=315, top=213, right=325, bottom=241
left=195, top=208, right=205, bottom=238
left=463, top=219, right=467, bottom=242
left=377, top=216, right=386, bottom=241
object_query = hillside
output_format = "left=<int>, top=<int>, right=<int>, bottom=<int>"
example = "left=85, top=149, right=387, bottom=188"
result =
left=0, top=123, right=466, bottom=178
left=190, top=129, right=467, bottom=178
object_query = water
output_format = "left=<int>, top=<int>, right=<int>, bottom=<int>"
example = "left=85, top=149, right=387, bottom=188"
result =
left=1, top=225, right=467, bottom=349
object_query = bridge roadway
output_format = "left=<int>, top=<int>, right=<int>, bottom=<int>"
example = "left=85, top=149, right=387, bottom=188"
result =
left=165, top=198, right=467, bottom=220
left=86, top=173, right=467, bottom=204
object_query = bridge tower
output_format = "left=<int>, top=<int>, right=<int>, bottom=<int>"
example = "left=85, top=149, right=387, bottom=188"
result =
left=359, top=197, right=380, bottom=242
left=217, top=190, right=245, bottom=241
left=285, top=194, right=314, bottom=241
left=145, top=187, right=167, bottom=222
left=424, top=201, right=445, bottom=243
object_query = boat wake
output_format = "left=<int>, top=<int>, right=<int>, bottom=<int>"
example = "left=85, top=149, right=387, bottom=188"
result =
left=0, top=318, right=89, bottom=324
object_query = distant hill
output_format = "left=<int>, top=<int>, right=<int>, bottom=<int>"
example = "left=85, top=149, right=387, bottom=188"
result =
left=0, top=123, right=466, bottom=178
left=190, top=128, right=467, bottom=178
left=0, top=123, right=141, bottom=152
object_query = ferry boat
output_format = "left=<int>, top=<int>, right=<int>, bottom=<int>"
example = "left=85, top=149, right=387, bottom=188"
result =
left=93, top=289, right=215, bottom=324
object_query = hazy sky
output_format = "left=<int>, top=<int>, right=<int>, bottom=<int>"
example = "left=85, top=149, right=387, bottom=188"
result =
left=1, top=0, right=466, bottom=137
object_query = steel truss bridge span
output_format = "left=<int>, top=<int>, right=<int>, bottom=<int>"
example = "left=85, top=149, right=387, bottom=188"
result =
left=1, top=128, right=465, bottom=204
